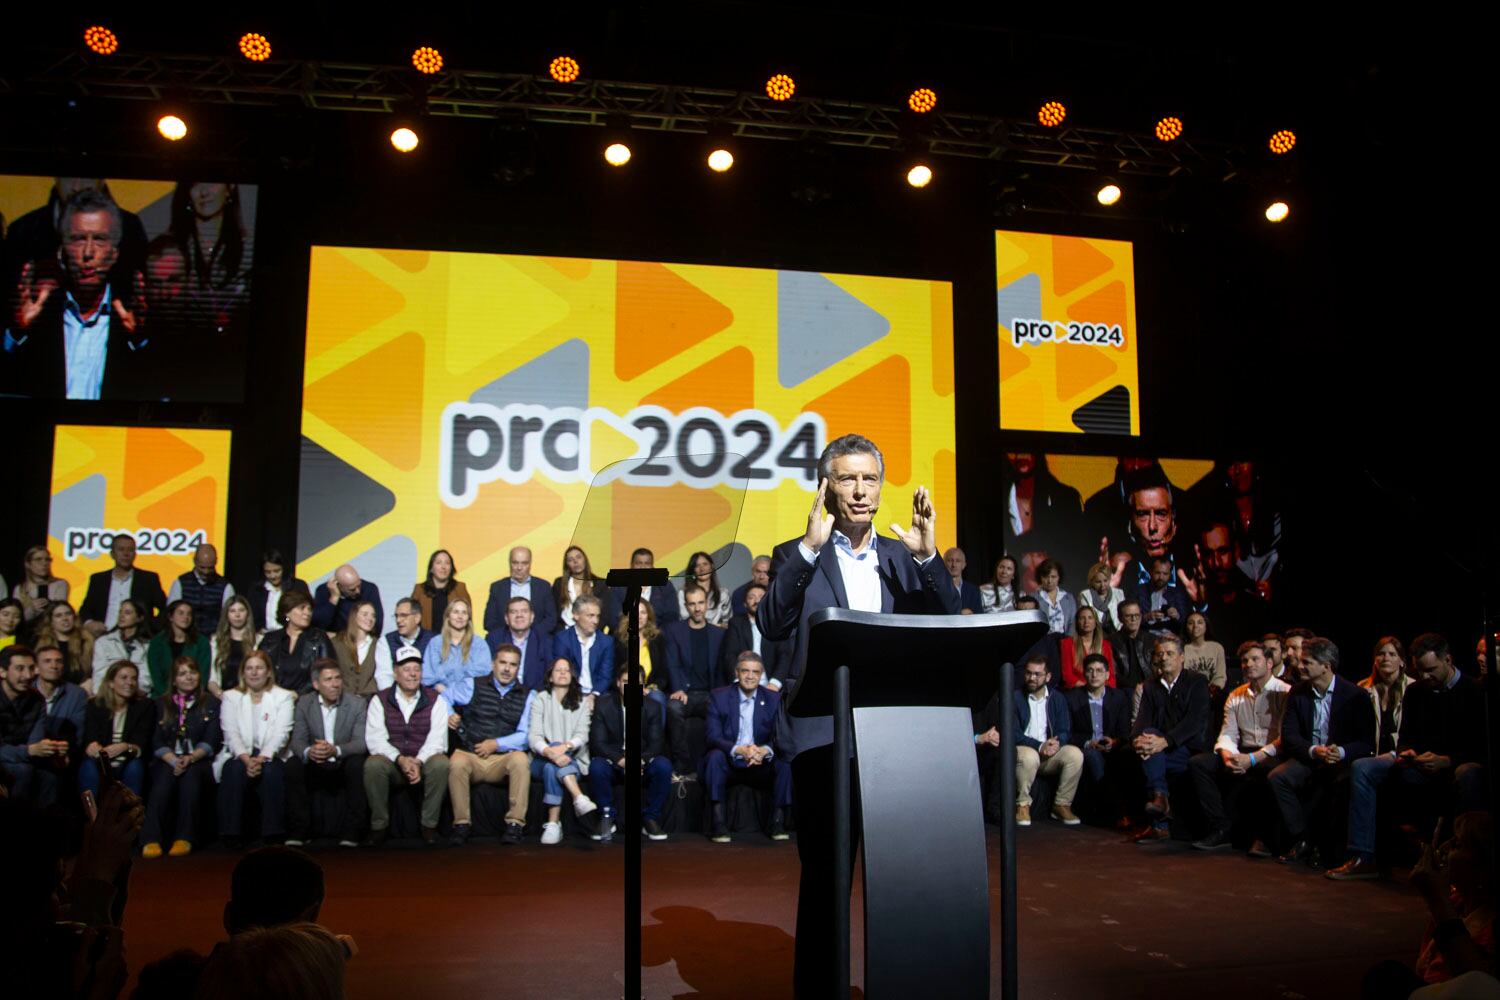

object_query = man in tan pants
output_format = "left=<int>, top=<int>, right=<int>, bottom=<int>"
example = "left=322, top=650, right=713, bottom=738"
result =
left=447, top=644, right=536, bottom=845
left=1014, top=656, right=1084, bottom=827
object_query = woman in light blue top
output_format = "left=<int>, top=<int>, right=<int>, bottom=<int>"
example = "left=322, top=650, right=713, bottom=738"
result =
left=420, top=599, right=489, bottom=706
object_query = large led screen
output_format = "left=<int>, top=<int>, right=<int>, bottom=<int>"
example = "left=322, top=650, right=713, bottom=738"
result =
left=297, top=248, right=955, bottom=622
left=996, top=230, right=1139, bottom=436
left=1, top=175, right=257, bottom=402
left=48, top=425, right=233, bottom=596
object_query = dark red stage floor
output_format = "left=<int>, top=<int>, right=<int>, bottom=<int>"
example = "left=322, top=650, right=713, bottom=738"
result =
left=121, top=824, right=1426, bottom=999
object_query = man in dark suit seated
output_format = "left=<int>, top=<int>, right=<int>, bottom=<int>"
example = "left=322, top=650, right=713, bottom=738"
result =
left=703, top=652, right=791, bottom=843
left=1127, top=555, right=1189, bottom=636
left=80, top=533, right=167, bottom=636
left=1112, top=601, right=1153, bottom=695
left=554, top=595, right=615, bottom=699
left=729, top=555, right=771, bottom=617
left=1066, top=653, right=1132, bottom=825
left=943, top=547, right=984, bottom=614
left=662, top=583, right=725, bottom=773
left=718, top=582, right=787, bottom=690
left=285, top=659, right=368, bottom=848
left=1013, top=655, right=1083, bottom=826
left=756, top=433, right=959, bottom=998
left=1011, top=594, right=1062, bottom=690
left=587, top=664, right=672, bottom=842
left=484, top=546, right=559, bottom=637
left=1268, top=636, right=1375, bottom=866
left=609, top=547, right=679, bottom=627
left=311, top=564, right=384, bottom=637
left=1130, top=633, right=1210, bottom=842
left=484, top=596, right=553, bottom=691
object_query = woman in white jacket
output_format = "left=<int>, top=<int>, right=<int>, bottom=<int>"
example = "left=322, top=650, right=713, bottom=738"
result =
left=528, top=657, right=597, bottom=844
left=91, top=598, right=150, bottom=692
left=215, top=649, right=295, bottom=847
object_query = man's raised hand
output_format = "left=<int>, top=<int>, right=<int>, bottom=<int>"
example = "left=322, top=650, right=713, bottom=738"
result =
left=803, top=477, right=834, bottom=554
left=13, top=261, right=57, bottom=332
left=890, top=485, right=936, bottom=561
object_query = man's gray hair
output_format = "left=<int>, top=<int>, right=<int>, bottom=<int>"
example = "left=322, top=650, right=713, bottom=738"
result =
left=735, top=650, right=764, bottom=667
left=59, top=189, right=123, bottom=244
left=818, top=433, right=884, bottom=483
left=571, top=594, right=602, bottom=615
left=1152, top=633, right=1184, bottom=655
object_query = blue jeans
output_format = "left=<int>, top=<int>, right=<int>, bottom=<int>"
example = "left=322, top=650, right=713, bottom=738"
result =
left=588, top=755, right=674, bottom=822
left=1137, top=729, right=1192, bottom=796
left=531, top=748, right=582, bottom=806
left=1348, top=755, right=1489, bottom=861
left=79, top=755, right=146, bottom=798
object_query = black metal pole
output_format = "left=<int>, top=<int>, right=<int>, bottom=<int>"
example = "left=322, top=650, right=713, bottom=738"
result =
left=833, top=662, right=851, bottom=1000
left=623, top=585, right=643, bottom=1000
left=998, top=661, right=1017, bottom=1000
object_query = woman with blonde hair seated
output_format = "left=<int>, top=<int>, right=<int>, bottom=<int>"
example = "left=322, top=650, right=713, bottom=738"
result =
left=420, top=598, right=489, bottom=704
left=80, top=659, right=157, bottom=799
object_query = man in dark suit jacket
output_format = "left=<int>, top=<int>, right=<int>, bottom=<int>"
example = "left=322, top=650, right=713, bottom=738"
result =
left=1127, top=555, right=1189, bottom=635
left=756, top=434, right=958, bottom=998
left=609, top=548, right=680, bottom=629
left=80, top=534, right=167, bottom=635
left=728, top=555, right=772, bottom=616
left=1012, top=656, right=1084, bottom=826
left=484, top=546, right=559, bottom=636
left=484, top=595, right=553, bottom=691
left=943, top=547, right=985, bottom=614
left=588, top=666, right=672, bottom=841
left=1130, top=633, right=1211, bottom=841
left=703, top=652, right=791, bottom=842
left=1268, top=636, right=1375, bottom=865
left=718, top=583, right=787, bottom=688
left=553, top=594, right=616, bottom=697
left=661, top=584, right=726, bottom=772
left=310, top=565, right=384, bottom=637
left=285, top=660, right=368, bottom=847
left=1066, top=654, right=1132, bottom=824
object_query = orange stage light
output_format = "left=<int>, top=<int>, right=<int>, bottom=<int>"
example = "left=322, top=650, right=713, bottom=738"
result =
left=412, top=46, right=443, bottom=75
left=1265, top=201, right=1290, bottom=223
left=766, top=74, right=796, bottom=101
left=1269, top=129, right=1296, bottom=154
left=549, top=56, right=580, bottom=83
left=390, top=127, right=419, bottom=153
left=604, top=142, right=632, bottom=167
left=906, top=164, right=933, bottom=188
left=1038, top=101, right=1067, bottom=127
left=1155, top=116, right=1183, bottom=142
left=239, top=33, right=272, bottom=61
left=84, top=26, right=119, bottom=55
left=157, top=115, right=188, bottom=141
left=908, top=88, right=937, bottom=113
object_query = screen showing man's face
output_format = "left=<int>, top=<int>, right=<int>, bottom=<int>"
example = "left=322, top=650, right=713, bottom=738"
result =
left=1200, top=524, right=1237, bottom=584
left=1130, top=487, right=1176, bottom=556
left=62, top=210, right=118, bottom=294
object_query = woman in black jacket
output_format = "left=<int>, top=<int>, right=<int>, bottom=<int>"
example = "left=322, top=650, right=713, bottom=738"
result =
left=614, top=600, right=669, bottom=726
left=80, top=659, right=158, bottom=798
left=257, top=590, right=330, bottom=695
left=140, top=656, right=222, bottom=858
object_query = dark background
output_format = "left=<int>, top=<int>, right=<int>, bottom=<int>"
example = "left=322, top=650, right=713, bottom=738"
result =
left=1, top=7, right=1489, bottom=673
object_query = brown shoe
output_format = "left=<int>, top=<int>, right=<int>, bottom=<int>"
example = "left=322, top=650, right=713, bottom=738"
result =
left=1051, top=804, right=1081, bottom=826
left=1015, top=805, right=1032, bottom=827
left=1247, top=839, right=1272, bottom=858
left=1326, top=856, right=1381, bottom=881
left=1133, top=824, right=1170, bottom=844
left=1144, top=792, right=1170, bottom=817
left=420, top=826, right=438, bottom=845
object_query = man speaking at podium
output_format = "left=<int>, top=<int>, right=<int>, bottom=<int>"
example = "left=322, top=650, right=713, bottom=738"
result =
left=757, top=433, right=960, bottom=997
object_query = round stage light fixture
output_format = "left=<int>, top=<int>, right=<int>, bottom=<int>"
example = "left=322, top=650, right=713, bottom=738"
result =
left=707, top=148, right=735, bottom=173
left=906, top=164, right=933, bottom=188
left=766, top=74, right=796, bottom=101
left=1265, top=201, right=1290, bottom=223
left=1155, top=116, right=1183, bottom=142
left=1269, top=129, right=1296, bottom=154
left=412, top=46, right=443, bottom=75
left=84, top=26, right=119, bottom=55
left=239, top=32, right=272, bottom=61
left=1096, top=180, right=1122, bottom=206
left=908, top=88, right=937, bottom=113
left=390, top=126, right=419, bottom=153
left=604, top=141, right=632, bottom=167
left=157, top=115, right=188, bottom=141
left=549, top=56, right=581, bottom=82
left=1038, top=101, right=1067, bottom=127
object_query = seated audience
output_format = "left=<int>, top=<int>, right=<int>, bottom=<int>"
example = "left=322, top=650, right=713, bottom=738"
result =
left=1131, top=634, right=1211, bottom=842
left=943, top=547, right=984, bottom=614
left=1128, top=555, right=1188, bottom=635
left=193, top=922, right=351, bottom=1000
left=1031, top=559, right=1077, bottom=635
left=166, top=542, right=235, bottom=635
left=246, top=547, right=309, bottom=634
left=609, top=547, right=679, bottom=625
left=664, top=583, right=726, bottom=772
left=286, top=659, right=368, bottom=849
left=34, top=600, right=96, bottom=689
left=259, top=590, right=331, bottom=696
left=91, top=596, right=149, bottom=685
left=80, top=659, right=156, bottom=798
left=554, top=545, right=614, bottom=633
left=330, top=600, right=381, bottom=697
left=730, top=555, right=772, bottom=617
left=704, top=652, right=791, bottom=843
left=0, top=645, right=67, bottom=804
left=79, top=533, right=166, bottom=636
left=410, top=548, right=471, bottom=633
left=1066, top=653, right=1132, bottom=825
left=1012, top=593, right=1061, bottom=682
left=1058, top=605, right=1115, bottom=689
left=216, top=649, right=296, bottom=847
left=1077, top=560, right=1125, bottom=633
left=34, top=644, right=87, bottom=751
left=528, top=656, right=599, bottom=844
left=1268, top=636, right=1375, bottom=866
left=484, top=595, right=553, bottom=690
left=979, top=554, right=1019, bottom=613
left=485, top=546, right=559, bottom=638
left=375, top=597, right=436, bottom=690
left=363, top=649, right=450, bottom=845
left=13, top=545, right=68, bottom=626
left=679, top=550, right=732, bottom=627
left=615, top=599, right=671, bottom=721
left=146, top=599, right=210, bottom=698
left=1361, top=635, right=1412, bottom=757
left=141, top=656, right=221, bottom=858
left=1112, top=601, right=1153, bottom=696
left=311, top=563, right=384, bottom=637
left=1328, top=633, right=1487, bottom=881
left=554, top=594, right=615, bottom=699
left=1013, top=654, right=1084, bottom=826
left=588, top=664, right=672, bottom=842
left=1182, top=611, right=1227, bottom=695
left=0, top=597, right=21, bottom=649
left=447, top=643, right=535, bottom=846
left=208, top=594, right=258, bottom=697
left=719, top=582, right=786, bottom=690
left=1187, top=640, right=1290, bottom=853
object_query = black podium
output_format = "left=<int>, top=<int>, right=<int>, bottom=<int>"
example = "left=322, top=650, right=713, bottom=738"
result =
left=787, top=607, right=1048, bottom=1000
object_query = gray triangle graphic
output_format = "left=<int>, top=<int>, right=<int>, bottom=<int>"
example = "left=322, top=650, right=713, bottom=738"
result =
left=1071, top=385, right=1132, bottom=435
left=470, top=339, right=590, bottom=409
left=996, top=273, right=1042, bottom=332
left=296, top=437, right=397, bottom=559
left=50, top=473, right=107, bottom=542
left=308, top=534, right=418, bottom=627
left=777, top=272, right=890, bottom=388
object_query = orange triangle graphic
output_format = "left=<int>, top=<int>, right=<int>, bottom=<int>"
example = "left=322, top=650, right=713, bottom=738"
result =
left=1066, top=280, right=1127, bottom=329
left=305, top=331, right=426, bottom=472
left=804, top=356, right=912, bottom=485
left=375, top=249, right=430, bottom=273
left=605, top=483, right=735, bottom=570
left=441, top=479, right=566, bottom=580
left=1054, top=345, right=1119, bottom=402
left=639, top=347, right=755, bottom=414
left=123, top=428, right=203, bottom=500
left=1052, top=237, right=1114, bottom=298
left=306, top=251, right=408, bottom=360
left=541, top=257, right=593, bottom=281
left=137, top=476, right=217, bottom=533
left=614, top=262, right=734, bottom=381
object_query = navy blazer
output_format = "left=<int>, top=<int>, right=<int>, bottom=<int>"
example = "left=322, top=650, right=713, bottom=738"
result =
left=957, top=580, right=984, bottom=614
left=707, top=684, right=781, bottom=757
left=718, top=613, right=788, bottom=686
left=483, top=629, right=555, bottom=691
left=1012, top=688, right=1072, bottom=749
left=484, top=578, right=559, bottom=637
left=1126, top=581, right=1189, bottom=634
left=610, top=584, right=680, bottom=627
left=80, top=568, right=167, bottom=627
left=662, top=621, right=726, bottom=694
left=1132, top=670, right=1212, bottom=752
left=310, top=580, right=384, bottom=636
left=1280, top=676, right=1376, bottom=765
left=553, top=627, right=616, bottom=696
left=758, top=533, right=960, bottom=759
left=244, top=577, right=310, bottom=632
left=1065, top=686, right=1131, bottom=748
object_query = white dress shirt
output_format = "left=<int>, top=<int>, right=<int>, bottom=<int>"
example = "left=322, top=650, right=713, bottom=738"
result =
left=1214, top=676, right=1291, bottom=756
left=305, top=698, right=344, bottom=760
left=62, top=286, right=112, bottom=400
left=1024, top=691, right=1050, bottom=744
left=798, top=530, right=882, bottom=613
left=574, top=628, right=596, bottom=693
left=105, top=570, right=134, bottom=629
left=1311, top=676, right=1344, bottom=758
left=732, top=688, right=773, bottom=759
left=366, top=689, right=450, bottom=764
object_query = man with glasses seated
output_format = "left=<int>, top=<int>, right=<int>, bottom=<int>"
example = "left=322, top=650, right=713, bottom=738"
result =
left=375, top=598, right=436, bottom=691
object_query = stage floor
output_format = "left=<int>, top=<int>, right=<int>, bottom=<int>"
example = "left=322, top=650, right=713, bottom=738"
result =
left=121, top=823, right=1426, bottom=999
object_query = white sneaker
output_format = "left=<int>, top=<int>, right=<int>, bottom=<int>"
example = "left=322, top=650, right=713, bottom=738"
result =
left=284, top=838, right=306, bottom=847
left=541, top=821, right=563, bottom=845
left=337, top=839, right=359, bottom=848
left=573, top=795, right=598, bottom=817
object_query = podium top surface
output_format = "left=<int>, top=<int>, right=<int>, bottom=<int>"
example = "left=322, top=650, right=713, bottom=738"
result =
left=787, top=608, right=1048, bottom=718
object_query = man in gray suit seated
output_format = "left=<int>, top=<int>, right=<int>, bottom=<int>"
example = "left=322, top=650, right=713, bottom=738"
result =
left=286, top=657, right=368, bottom=847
